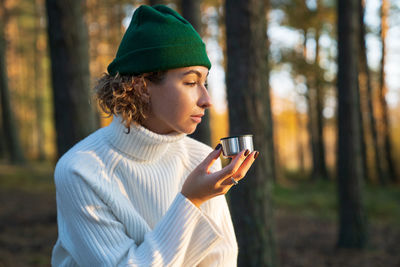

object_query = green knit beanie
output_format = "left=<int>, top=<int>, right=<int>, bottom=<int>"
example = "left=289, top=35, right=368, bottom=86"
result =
left=107, top=5, right=211, bottom=76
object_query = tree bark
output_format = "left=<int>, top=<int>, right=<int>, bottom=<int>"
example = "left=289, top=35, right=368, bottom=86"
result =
left=358, top=0, right=383, bottom=183
left=313, top=28, right=328, bottom=180
left=357, top=61, right=369, bottom=183
left=181, top=0, right=201, bottom=33
left=336, top=0, right=367, bottom=248
left=45, top=0, right=96, bottom=158
left=303, top=28, right=328, bottom=181
left=295, top=106, right=305, bottom=173
left=225, top=0, right=277, bottom=266
left=0, top=118, right=5, bottom=159
left=379, top=0, right=397, bottom=183
left=0, top=0, right=25, bottom=164
left=306, top=77, right=319, bottom=177
left=34, top=0, right=46, bottom=161
left=148, top=0, right=166, bottom=6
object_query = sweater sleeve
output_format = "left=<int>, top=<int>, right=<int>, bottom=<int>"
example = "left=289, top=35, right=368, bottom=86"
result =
left=190, top=158, right=239, bottom=267
left=195, top=196, right=238, bottom=266
left=52, top=161, right=222, bottom=267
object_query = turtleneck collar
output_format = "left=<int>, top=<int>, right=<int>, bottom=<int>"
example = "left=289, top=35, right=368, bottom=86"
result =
left=102, top=117, right=186, bottom=162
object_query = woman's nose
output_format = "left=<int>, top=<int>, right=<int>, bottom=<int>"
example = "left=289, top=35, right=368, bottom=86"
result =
left=197, top=85, right=212, bottom=109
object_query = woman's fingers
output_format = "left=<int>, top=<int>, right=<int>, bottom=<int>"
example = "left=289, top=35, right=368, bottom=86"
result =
left=213, top=149, right=249, bottom=181
left=200, top=144, right=223, bottom=173
left=219, top=151, right=259, bottom=186
left=183, top=146, right=258, bottom=207
left=230, top=151, right=258, bottom=180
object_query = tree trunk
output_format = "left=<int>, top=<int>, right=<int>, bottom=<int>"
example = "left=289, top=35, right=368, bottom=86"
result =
left=148, top=0, right=166, bottom=6
left=181, top=0, right=212, bottom=146
left=356, top=62, right=369, bottom=183
left=379, top=0, right=397, bottom=183
left=0, top=118, right=5, bottom=159
left=313, top=28, right=328, bottom=180
left=0, top=0, right=25, bottom=164
left=336, top=0, right=367, bottom=248
left=358, top=0, right=383, bottom=183
left=45, top=0, right=96, bottom=158
left=181, top=0, right=201, bottom=33
left=295, top=106, right=305, bottom=173
left=357, top=73, right=369, bottom=181
left=302, top=29, right=327, bottom=180
left=225, top=0, right=277, bottom=266
left=306, top=78, right=319, bottom=178
left=302, top=30, right=317, bottom=178
left=34, top=0, right=46, bottom=161
left=107, top=2, right=125, bottom=55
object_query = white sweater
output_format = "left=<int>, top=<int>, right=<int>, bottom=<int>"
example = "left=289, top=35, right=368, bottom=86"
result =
left=52, top=117, right=238, bottom=266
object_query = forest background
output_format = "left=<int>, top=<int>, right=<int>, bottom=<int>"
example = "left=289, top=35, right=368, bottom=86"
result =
left=0, top=0, right=399, bottom=266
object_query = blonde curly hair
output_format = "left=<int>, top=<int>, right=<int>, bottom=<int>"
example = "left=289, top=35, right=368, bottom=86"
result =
left=94, top=71, right=166, bottom=132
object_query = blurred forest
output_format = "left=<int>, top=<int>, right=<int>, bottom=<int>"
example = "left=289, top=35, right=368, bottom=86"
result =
left=0, top=0, right=399, bottom=266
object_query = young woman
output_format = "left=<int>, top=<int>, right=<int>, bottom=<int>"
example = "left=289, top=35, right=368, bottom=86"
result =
left=52, top=5, right=258, bottom=266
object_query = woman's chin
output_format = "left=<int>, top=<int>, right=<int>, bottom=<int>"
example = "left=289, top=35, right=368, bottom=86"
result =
left=184, top=124, right=198, bottom=135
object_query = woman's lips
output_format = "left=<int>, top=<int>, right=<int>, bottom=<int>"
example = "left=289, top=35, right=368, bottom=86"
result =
left=191, top=114, right=204, bottom=123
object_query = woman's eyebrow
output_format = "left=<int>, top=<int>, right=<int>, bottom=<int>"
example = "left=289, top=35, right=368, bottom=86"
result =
left=182, top=70, right=209, bottom=78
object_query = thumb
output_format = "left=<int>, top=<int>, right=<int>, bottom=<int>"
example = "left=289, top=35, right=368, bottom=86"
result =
left=199, top=144, right=222, bottom=172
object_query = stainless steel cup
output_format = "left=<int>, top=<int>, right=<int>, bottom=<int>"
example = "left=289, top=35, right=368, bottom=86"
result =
left=220, top=135, right=254, bottom=157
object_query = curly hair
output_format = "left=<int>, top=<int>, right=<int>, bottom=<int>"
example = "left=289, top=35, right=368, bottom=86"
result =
left=94, top=71, right=166, bottom=132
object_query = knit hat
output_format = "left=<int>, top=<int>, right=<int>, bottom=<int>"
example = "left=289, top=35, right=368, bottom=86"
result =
left=107, top=5, right=211, bottom=76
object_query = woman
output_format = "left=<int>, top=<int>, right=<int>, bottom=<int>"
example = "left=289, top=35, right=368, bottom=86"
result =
left=52, top=5, right=258, bottom=266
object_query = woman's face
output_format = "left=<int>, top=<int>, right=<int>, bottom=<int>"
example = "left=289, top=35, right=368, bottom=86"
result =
left=142, top=66, right=211, bottom=135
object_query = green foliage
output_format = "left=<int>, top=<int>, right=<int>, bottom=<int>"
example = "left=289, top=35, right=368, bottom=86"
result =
left=364, top=185, right=400, bottom=223
left=273, top=178, right=337, bottom=220
left=273, top=174, right=400, bottom=226
left=0, top=162, right=55, bottom=192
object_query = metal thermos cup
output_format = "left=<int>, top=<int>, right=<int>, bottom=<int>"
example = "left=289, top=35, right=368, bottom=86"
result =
left=220, top=135, right=254, bottom=157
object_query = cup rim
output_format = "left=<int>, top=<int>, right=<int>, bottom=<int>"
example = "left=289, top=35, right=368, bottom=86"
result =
left=220, top=134, right=253, bottom=141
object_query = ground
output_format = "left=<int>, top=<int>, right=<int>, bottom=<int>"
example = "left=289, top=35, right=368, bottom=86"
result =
left=0, top=163, right=399, bottom=266
left=276, top=210, right=400, bottom=267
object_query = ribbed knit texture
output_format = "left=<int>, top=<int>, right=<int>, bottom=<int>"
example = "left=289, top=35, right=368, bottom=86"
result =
left=52, top=117, right=238, bottom=266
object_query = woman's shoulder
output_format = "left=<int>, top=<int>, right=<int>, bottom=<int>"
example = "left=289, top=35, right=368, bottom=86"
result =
left=54, top=129, right=114, bottom=187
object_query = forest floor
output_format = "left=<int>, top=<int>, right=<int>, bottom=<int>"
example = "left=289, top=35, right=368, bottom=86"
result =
left=0, top=163, right=399, bottom=267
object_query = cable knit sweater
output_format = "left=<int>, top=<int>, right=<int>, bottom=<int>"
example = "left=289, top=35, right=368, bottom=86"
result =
left=51, top=117, right=238, bottom=266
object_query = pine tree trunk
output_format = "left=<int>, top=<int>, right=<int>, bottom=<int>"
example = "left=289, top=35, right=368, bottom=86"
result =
left=306, top=79, right=319, bottom=178
left=302, top=31, right=319, bottom=179
left=181, top=0, right=212, bottom=146
left=181, top=0, right=201, bottom=33
left=357, top=66, right=369, bottom=183
left=45, top=0, right=96, bottom=158
left=0, top=118, right=5, bottom=159
left=295, top=107, right=305, bottom=173
left=337, top=0, right=367, bottom=248
left=0, top=0, right=25, bottom=164
left=313, top=28, right=328, bottom=180
left=303, top=29, right=327, bottom=180
left=107, top=1, right=125, bottom=53
left=225, top=0, right=277, bottom=266
left=379, top=0, right=397, bottom=183
left=148, top=0, right=165, bottom=6
left=34, top=0, right=46, bottom=161
left=359, top=0, right=383, bottom=184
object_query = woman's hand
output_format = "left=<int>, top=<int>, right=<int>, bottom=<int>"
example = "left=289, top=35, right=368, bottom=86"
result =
left=181, top=144, right=259, bottom=208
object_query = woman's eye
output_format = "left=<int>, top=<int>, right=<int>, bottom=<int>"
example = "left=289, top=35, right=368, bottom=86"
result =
left=184, top=82, right=208, bottom=89
left=185, top=82, right=197, bottom=87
